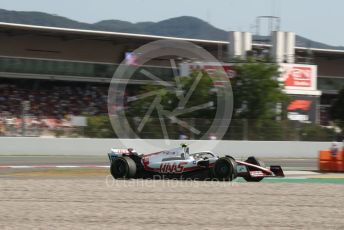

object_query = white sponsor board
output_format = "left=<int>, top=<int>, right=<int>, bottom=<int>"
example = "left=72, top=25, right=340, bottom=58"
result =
left=279, top=63, right=319, bottom=93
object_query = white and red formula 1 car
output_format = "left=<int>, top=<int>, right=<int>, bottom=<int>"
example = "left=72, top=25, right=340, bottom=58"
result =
left=107, top=144, right=284, bottom=182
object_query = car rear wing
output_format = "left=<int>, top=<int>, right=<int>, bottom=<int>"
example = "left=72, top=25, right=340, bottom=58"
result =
left=108, top=148, right=139, bottom=163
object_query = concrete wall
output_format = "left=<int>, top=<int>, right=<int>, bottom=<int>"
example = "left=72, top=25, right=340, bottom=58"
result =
left=0, top=137, right=333, bottom=158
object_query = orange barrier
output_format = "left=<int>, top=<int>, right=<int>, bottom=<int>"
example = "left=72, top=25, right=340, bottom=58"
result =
left=319, top=150, right=344, bottom=172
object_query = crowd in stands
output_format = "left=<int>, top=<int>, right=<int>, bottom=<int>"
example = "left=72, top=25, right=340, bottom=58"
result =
left=0, top=79, right=109, bottom=136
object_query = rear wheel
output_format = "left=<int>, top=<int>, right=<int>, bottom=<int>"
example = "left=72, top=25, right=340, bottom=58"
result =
left=110, top=156, right=137, bottom=179
left=244, top=156, right=264, bottom=182
left=213, top=157, right=237, bottom=181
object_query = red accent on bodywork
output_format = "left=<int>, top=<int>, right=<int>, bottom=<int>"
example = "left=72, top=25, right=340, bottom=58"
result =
left=236, top=160, right=273, bottom=176
left=160, top=162, right=188, bottom=173
left=249, top=170, right=267, bottom=177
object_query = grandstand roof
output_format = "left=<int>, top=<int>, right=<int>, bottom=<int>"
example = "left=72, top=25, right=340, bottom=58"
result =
left=0, top=22, right=227, bottom=46
left=1, top=22, right=344, bottom=55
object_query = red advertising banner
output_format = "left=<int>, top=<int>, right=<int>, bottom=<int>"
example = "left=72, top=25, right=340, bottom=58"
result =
left=279, top=64, right=317, bottom=91
left=287, top=100, right=312, bottom=111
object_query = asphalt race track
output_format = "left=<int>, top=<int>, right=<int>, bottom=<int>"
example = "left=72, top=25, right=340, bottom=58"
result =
left=0, top=155, right=318, bottom=170
left=1, top=156, right=344, bottom=229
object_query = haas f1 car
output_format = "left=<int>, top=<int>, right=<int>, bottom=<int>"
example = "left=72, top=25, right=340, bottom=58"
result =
left=107, top=145, right=284, bottom=182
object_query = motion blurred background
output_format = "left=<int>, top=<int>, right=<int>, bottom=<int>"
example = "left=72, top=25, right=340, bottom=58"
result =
left=0, top=1, right=344, bottom=142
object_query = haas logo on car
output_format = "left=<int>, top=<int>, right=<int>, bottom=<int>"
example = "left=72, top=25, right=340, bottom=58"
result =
left=160, top=162, right=187, bottom=173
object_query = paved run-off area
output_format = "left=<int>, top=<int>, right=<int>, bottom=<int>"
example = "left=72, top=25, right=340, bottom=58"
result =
left=0, top=170, right=344, bottom=229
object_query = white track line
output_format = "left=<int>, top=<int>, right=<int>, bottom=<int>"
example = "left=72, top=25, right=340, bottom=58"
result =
left=284, top=171, right=320, bottom=175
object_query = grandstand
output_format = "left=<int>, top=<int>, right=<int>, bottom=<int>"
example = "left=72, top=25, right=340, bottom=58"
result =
left=0, top=22, right=344, bottom=136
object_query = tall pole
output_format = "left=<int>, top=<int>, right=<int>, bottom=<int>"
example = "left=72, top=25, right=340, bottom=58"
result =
left=21, top=101, right=30, bottom=136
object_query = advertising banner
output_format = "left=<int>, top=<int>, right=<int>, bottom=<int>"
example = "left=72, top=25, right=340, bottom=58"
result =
left=279, top=64, right=317, bottom=91
left=287, top=95, right=318, bottom=123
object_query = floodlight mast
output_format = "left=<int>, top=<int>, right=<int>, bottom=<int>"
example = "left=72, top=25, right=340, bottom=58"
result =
left=255, top=16, right=281, bottom=36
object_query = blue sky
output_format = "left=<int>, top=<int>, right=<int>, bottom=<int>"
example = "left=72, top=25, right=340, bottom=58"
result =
left=1, top=0, right=343, bottom=46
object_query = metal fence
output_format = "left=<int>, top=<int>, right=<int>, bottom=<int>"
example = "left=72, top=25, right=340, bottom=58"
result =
left=1, top=116, right=341, bottom=142
left=121, top=118, right=340, bottom=141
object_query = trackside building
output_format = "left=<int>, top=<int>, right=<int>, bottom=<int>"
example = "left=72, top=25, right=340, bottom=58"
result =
left=0, top=22, right=344, bottom=124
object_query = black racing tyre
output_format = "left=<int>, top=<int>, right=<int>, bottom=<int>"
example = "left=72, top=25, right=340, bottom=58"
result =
left=110, top=156, right=137, bottom=179
left=213, top=157, right=237, bottom=181
left=245, top=156, right=265, bottom=168
left=244, top=156, right=264, bottom=182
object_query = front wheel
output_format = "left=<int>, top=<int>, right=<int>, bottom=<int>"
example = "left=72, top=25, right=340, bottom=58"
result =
left=110, top=156, right=137, bottom=179
left=243, top=156, right=264, bottom=182
left=213, top=157, right=237, bottom=181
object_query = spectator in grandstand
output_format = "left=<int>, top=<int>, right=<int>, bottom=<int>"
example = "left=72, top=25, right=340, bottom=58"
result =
left=1, top=82, right=107, bottom=117
left=0, top=79, right=109, bottom=136
left=0, top=119, right=5, bottom=136
left=179, top=132, right=188, bottom=140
